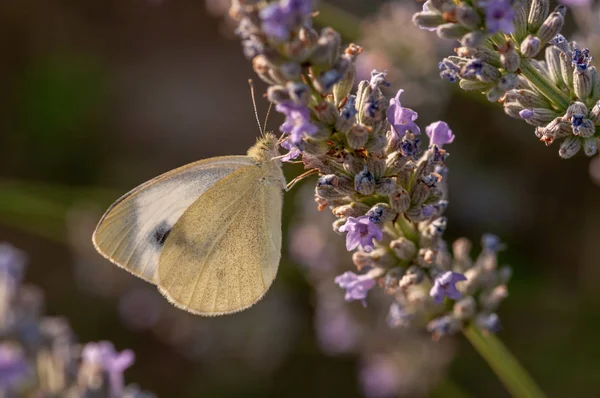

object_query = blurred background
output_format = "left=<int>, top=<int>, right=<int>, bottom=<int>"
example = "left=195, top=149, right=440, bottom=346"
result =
left=1, top=0, right=600, bottom=396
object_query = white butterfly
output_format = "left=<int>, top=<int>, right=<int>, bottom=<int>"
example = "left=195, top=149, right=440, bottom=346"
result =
left=92, top=134, right=286, bottom=316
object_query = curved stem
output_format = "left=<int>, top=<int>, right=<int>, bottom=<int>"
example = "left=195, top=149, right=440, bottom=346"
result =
left=463, top=325, right=546, bottom=398
left=520, top=58, right=570, bottom=110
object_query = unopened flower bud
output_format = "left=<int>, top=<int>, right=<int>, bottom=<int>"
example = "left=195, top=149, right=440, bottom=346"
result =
left=310, top=28, right=341, bottom=67
left=516, top=89, right=550, bottom=108
left=480, top=285, right=509, bottom=311
left=410, top=181, right=430, bottom=207
left=459, top=79, right=494, bottom=92
left=375, top=177, right=397, bottom=195
left=436, top=23, right=469, bottom=40
left=369, top=248, right=396, bottom=268
left=519, top=108, right=558, bottom=126
left=336, top=95, right=357, bottom=134
left=559, top=135, right=582, bottom=159
left=520, top=35, right=541, bottom=58
left=252, top=55, right=276, bottom=85
left=486, top=87, right=504, bottom=102
left=545, top=46, right=564, bottom=85
left=536, top=7, right=565, bottom=43
left=332, top=218, right=347, bottom=234
left=574, top=67, right=593, bottom=101
left=560, top=52, right=574, bottom=88
left=412, top=11, right=445, bottom=30
left=390, top=238, right=417, bottom=261
left=583, top=137, right=598, bottom=156
left=346, top=124, right=369, bottom=149
left=352, top=251, right=373, bottom=270
left=333, top=202, right=370, bottom=218
left=528, top=0, right=550, bottom=33
left=354, top=167, right=375, bottom=195
left=460, top=31, right=485, bottom=48
left=497, top=73, right=519, bottom=91
left=390, top=187, right=411, bottom=213
left=367, top=203, right=396, bottom=223
left=453, top=296, right=476, bottom=320
left=399, top=265, right=424, bottom=287
left=500, top=49, right=520, bottom=73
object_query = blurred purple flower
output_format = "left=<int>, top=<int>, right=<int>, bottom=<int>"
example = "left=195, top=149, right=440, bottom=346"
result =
left=558, top=0, right=591, bottom=6
left=276, top=102, right=318, bottom=144
left=259, top=0, right=312, bottom=41
left=82, top=341, right=135, bottom=396
left=476, top=313, right=502, bottom=333
left=484, top=0, right=515, bottom=33
left=315, top=305, right=360, bottom=355
left=0, top=243, right=27, bottom=282
left=0, top=344, right=29, bottom=388
left=339, top=216, right=383, bottom=252
left=430, top=271, right=467, bottom=304
left=334, top=272, right=376, bottom=305
left=360, top=355, right=398, bottom=398
left=387, top=89, right=420, bottom=138
left=425, top=121, right=455, bottom=147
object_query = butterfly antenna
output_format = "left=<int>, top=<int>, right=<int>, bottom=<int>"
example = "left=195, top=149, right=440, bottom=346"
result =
left=263, top=101, right=273, bottom=134
left=248, top=79, right=264, bottom=137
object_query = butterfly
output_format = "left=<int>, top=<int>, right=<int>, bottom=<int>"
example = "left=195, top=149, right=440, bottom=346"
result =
left=92, top=133, right=287, bottom=316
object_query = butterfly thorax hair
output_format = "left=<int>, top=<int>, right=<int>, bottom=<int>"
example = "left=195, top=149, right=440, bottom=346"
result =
left=247, top=133, right=280, bottom=162
left=247, top=133, right=286, bottom=188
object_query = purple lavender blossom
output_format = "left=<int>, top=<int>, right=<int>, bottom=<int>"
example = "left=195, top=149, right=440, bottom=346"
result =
left=572, top=48, right=593, bottom=72
left=276, top=102, right=318, bottom=144
left=481, top=234, right=504, bottom=252
left=439, top=60, right=460, bottom=83
left=484, top=0, right=515, bottom=34
left=280, top=137, right=301, bottom=162
left=359, top=356, right=399, bottom=398
left=334, top=271, right=376, bottom=305
left=462, top=59, right=484, bottom=79
left=386, top=89, right=420, bottom=138
left=339, top=216, right=383, bottom=252
left=82, top=341, right=135, bottom=396
left=0, top=344, right=29, bottom=388
left=259, top=0, right=312, bottom=41
left=430, top=271, right=467, bottom=304
left=425, top=121, right=455, bottom=147
left=369, top=70, right=390, bottom=90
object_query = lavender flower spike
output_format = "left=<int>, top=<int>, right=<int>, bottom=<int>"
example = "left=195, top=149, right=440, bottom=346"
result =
left=0, top=344, right=29, bottom=388
left=339, top=215, right=383, bottom=252
left=484, top=0, right=515, bottom=34
left=426, top=121, right=455, bottom=147
left=276, top=102, right=318, bottom=145
left=430, top=271, right=467, bottom=304
left=334, top=271, right=376, bottom=306
left=386, top=89, right=420, bottom=138
left=82, top=341, right=135, bottom=396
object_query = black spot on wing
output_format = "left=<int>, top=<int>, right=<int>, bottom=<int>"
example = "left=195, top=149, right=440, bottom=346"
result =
left=152, top=222, right=171, bottom=247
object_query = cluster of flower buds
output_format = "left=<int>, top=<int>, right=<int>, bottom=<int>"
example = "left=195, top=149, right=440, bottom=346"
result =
left=414, top=0, right=600, bottom=159
left=231, top=0, right=509, bottom=337
left=0, top=243, right=153, bottom=398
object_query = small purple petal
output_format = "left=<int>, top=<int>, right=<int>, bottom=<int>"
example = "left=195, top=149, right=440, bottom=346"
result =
left=386, top=89, right=420, bottom=139
left=519, top=109, right=534, bottom=120
left=429, top=271, right=467, bottom=304
left=425, top=121, right=455, bottom=147
left=339, top=216, right=383, bottom=253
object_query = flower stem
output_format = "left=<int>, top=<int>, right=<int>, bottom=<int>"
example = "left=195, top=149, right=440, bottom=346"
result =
left=463, top=325, right=546, bottom=398
left=520, top=58, right=570, bottom=110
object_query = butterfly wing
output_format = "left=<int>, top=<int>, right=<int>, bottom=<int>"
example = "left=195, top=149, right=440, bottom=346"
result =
left=157, top=164, right=283, bottom=316
left=92, top=156, right=256, bottom=284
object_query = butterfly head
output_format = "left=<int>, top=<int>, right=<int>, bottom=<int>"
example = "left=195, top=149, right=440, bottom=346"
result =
left=247, top=133, right=281, bottom=163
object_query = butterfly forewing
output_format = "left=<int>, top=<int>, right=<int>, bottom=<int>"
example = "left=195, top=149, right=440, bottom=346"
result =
left=92, top=156, right=256, bottom=284
left=157, top=164, right=283, bottom=315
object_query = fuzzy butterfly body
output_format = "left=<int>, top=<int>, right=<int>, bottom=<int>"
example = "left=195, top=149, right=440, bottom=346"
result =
left=92, top=134, right=285, bottom=315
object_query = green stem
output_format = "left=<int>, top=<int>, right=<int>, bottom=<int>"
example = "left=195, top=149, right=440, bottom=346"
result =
left=463, top=326, right=546, bottom=398
left=520, top=58, right=570, bottom=110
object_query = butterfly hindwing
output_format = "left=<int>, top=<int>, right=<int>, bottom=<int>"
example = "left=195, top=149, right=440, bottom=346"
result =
left=157, top=164, right=283, bottom=315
